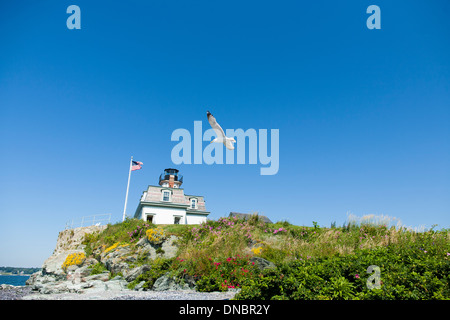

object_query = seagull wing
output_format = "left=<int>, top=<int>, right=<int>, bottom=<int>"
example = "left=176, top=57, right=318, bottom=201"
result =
left=207, top=111, right=226, bottom=140
left=225, top=139, right=235, bottom=150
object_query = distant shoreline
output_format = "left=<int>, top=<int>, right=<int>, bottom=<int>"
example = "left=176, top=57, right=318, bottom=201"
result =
left=0, top=267, right=41, bottom=276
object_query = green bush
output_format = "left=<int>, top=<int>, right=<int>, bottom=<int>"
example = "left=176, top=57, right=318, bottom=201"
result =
left=127, top=257, right=175, bottom=290
left=88, top=262, right=108, bottom=275
left=235, top=232, right=450, bottom=300
left=95, top=218, right=154, bottom=247
left=194, top=255, right=258, bottom=292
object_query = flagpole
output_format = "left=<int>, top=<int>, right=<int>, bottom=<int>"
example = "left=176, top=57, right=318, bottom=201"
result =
left=122, top=156, right=133, bottom=222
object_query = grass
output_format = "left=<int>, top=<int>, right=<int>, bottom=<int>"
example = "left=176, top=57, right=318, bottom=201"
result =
left=81, top=215, right=450, bottom=299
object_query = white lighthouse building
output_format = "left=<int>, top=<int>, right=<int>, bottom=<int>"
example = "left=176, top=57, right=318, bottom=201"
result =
left=134, top=168, right=210, bottom=224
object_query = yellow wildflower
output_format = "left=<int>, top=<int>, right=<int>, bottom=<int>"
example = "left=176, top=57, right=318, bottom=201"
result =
left=104, top=242, right=129, bottom=254
left=62, top=252, right=86, bottom=271
left=105, top=242, right=120, bottom=253
left=146, top=227, right=166, bottom=244
left=251, top=247, right=263, bottom=255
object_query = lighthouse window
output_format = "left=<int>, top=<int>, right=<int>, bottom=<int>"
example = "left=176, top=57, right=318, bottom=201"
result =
left=162, top=191, right=170, bottom=201
left=190, top=198, right=197, bottom=209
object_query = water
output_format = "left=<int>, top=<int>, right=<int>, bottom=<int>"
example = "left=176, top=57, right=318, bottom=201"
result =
left=0, top=275, right=30, bottom=286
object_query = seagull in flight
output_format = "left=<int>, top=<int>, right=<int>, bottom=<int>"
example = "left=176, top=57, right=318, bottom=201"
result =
left=207, top=111, right=236, bottom=150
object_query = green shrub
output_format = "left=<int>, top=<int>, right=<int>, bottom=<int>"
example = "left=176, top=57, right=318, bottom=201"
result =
left=88, top=262, right=108, bottom=275
left=127, top=257, right=175, bottom=290
left=179, top=255, right=258, bottom=292
left=99, top=218, right=154, bottom=246
left=235, top=232, right=450, bottom=300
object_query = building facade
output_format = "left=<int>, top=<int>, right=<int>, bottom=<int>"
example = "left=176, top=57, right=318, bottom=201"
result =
left=134, top=168, right=210, bottom=224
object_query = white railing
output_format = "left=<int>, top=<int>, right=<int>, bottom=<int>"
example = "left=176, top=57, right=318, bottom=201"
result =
left=65, top=213, right=112, bottom=229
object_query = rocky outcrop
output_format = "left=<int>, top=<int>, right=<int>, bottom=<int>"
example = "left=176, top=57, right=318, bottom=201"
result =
left=35, top=225, right=106, bottom=280
left=101, top=244, right=133, bottom=275
left=135, top=235, right=179, bottom=259
left=124, top=265, right=152, bottom=282
left=26, top=226, right=182, bottom=296
left=54, top=226, right=107, bottom=254
left=152, top=272, right=196, bottom=291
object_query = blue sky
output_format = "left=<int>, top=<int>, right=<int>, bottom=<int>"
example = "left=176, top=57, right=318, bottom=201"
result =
left=1, top=1, right=449, bottom=267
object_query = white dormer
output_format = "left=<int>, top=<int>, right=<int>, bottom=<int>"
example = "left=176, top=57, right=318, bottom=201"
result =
left=190, top=198, right=198, bottom=209
left=162, top=190, right=171, bottom=202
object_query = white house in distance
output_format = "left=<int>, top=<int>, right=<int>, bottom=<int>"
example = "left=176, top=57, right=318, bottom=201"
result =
left=134, top=168, right=210, bottom=224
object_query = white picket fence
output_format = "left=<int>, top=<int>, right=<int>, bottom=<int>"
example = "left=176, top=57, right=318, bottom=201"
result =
left=65, top=213, right=112, bottom=229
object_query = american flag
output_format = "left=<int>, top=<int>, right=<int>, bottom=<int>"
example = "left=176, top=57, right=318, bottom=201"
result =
left=131, top=160, right=143, bottom=171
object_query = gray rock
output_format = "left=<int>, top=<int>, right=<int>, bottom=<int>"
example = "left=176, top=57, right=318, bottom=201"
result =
left=152, top=272, right=194, bottom=291
left=53, top=226, right=106, bottom=255
left=135, top=235, right=179, bottom=260
left=125, top=256, right=136, bottom=263
left=101, top=245, right=132, bottom=275
left=160, top=236, right=179, bottom=259
left=40, top=281, right=68, bottom=294
left=30, top=274, right=56, bottom=285
left=123, top=265, right=151, bottom=282
left=66, top=264, right=79, bottom=273
left=81, top=280, right=107, bottom=293
left=249, top=257, right=276, bottom=271
left=72, top=278, right=127, bottom=294
left=0, top=286, right=32, bottom=300
left=67, top=265, right=93, bottom=284
left=0, top=284, right=16, bottom=290
left=40, top=286, right=53, bottom=295
left=152, top=273, right=175, bottom=291
left=74, top=265, right=92, bottom=279
left=180, top=274, right=197, bottom=289
left=136, top=237, right=148, bottom=247
left=108, top=262, right=129, bottom=275
left=33, top=276, right=131, bottom=295
left=41, top=249, right=84, bottom=280
left=133, top=281, right=146, bottom=291
left=83, top=257, right=99, bottom=267
left=27, top=272, right=60, bottom=293
left=83, top=271, right=110, bottom=282
left=105, top=278, right=128, bottom=291
left=25, top=272, right=40, bottom=286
